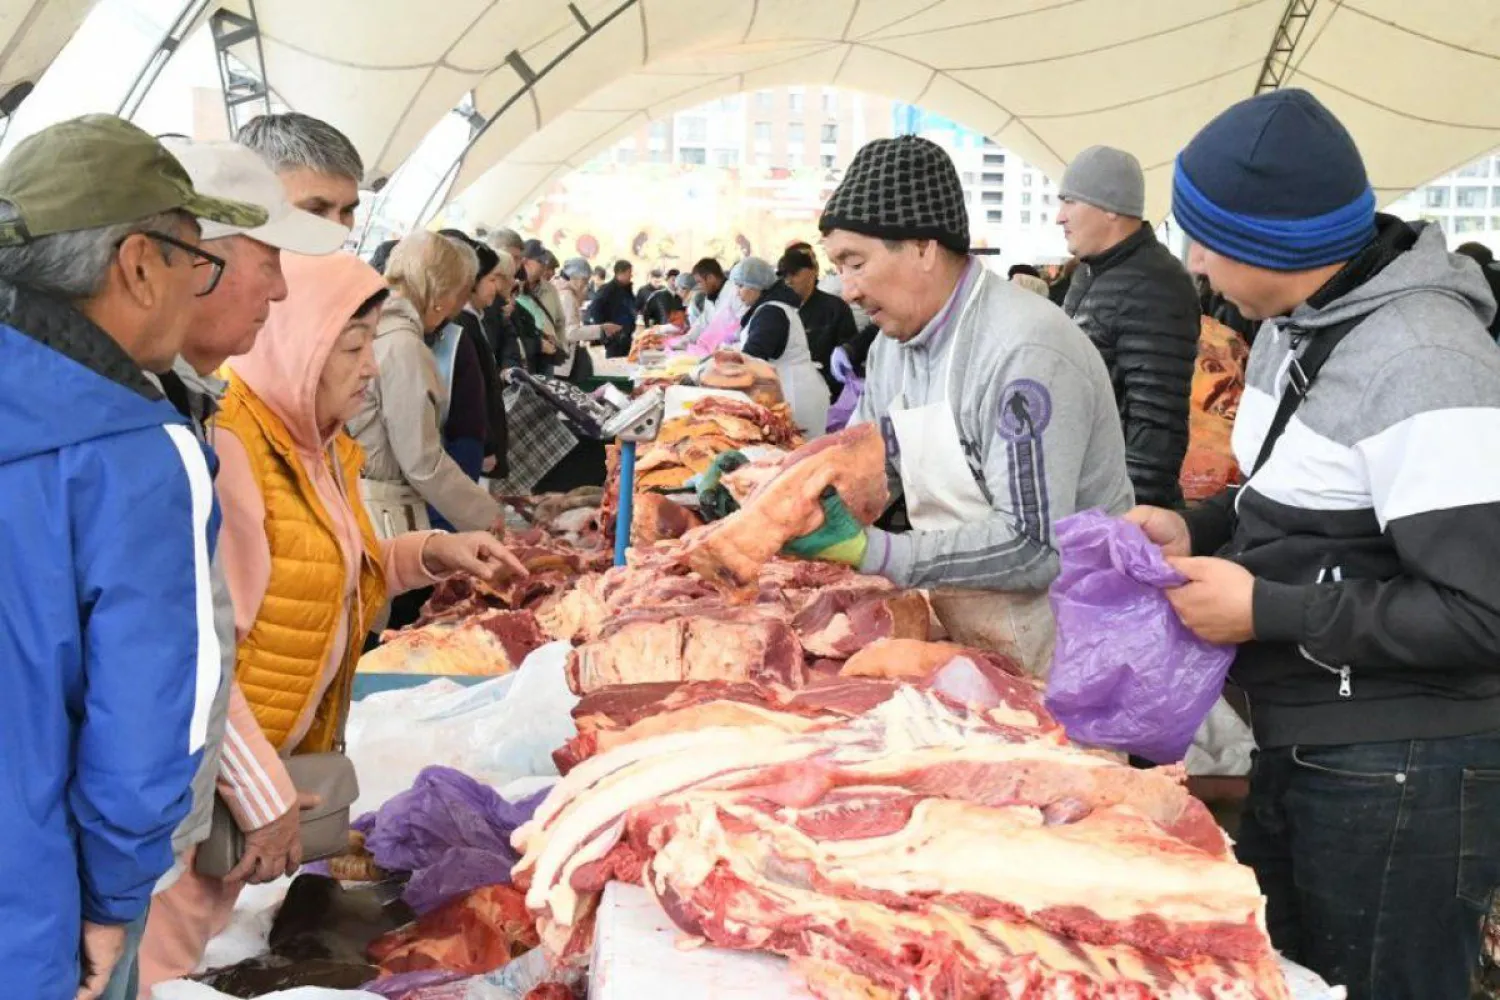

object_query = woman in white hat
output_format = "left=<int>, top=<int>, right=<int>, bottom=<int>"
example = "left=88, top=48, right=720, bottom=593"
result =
left=727, top=256, right=828, bottom=437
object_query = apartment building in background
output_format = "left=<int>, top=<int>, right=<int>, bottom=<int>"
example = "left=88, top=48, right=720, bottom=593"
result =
left=609, top=86, right=894, bottom=174
left=1386, top=153, right=1500, bottom=250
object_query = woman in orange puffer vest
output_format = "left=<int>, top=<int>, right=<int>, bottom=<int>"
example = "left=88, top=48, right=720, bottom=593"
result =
left=137, top=252, right=523, bottom=992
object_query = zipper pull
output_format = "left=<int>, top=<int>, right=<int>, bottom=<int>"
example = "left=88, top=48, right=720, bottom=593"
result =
left=1338, top=666, right=1353, bottom=698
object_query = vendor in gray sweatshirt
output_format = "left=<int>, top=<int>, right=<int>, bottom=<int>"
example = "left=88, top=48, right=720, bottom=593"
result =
left=803, top=135, right=1133, bottom=674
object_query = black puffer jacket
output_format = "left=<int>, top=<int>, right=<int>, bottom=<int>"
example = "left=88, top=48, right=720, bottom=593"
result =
left=1064, top=225, right=1199, bottom=508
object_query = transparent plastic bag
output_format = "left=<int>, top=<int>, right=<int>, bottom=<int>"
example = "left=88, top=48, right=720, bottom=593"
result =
left=1044, top=510, right=1235, bottom=763
left=347, top=643, right=578, bottom=814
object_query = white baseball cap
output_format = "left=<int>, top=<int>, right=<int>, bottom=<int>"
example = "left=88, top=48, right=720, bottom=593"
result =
left=161, top=137, right=349, bottom=255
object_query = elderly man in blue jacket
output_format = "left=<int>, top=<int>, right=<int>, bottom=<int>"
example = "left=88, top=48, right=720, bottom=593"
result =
left=0, top=115, right=266, bottom=999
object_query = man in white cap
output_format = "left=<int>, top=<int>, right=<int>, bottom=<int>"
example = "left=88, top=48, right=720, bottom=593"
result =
left=814, top=135, right=1132, bottom=674
left=1057, top=145, right=1199, bottom=509
left=130, top=138, right=347, bottom=997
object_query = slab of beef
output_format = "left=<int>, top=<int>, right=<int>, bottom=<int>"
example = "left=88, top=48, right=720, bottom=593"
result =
left=512, top=677, right=1290, bottom=1000
left=554, top=675, right=906, bottom=774
left=361, top=610, right=548, bottom=676
left=565, top=606, right=804, bottom=695
left=681, top=423, right=889, bottom=597
left=791, top=588, right=929, bottom=658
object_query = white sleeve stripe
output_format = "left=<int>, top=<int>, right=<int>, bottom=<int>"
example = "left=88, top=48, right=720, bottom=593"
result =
left=218, top=742, right=267, bottom=828
left=163, top=424, right=221, bottom=755
left=1356, top=406, right=1500, bottom=526
left=225, top=726, right=286, bottom=826
left=216, top=747, right=267, bottom=829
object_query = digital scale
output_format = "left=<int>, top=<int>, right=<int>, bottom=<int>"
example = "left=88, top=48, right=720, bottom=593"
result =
left=502, top=369, right=665, bottom=565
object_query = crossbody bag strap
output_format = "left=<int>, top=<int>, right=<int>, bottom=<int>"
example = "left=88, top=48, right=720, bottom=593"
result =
left=1250, top=314, right=1366, bottom=476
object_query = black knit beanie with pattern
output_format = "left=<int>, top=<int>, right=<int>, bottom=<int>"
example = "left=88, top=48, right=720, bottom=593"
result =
left=819, top=135, right=970, bottom=254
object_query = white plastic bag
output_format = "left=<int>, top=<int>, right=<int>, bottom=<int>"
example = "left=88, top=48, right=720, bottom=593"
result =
left=1183, top=697, right=1256, bottom=777
left=196, top=879, right=289, bottom=971
left=347, top=642, right=579, bottom=814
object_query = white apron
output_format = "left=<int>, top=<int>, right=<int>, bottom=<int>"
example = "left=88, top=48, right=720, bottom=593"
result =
left=739, top=300, right=828, bottom=439
left=886, top=273, right=1056, bottom=677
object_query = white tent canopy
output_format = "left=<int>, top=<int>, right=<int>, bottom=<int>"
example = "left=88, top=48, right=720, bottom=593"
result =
left=6, top=0, right=1500, bottom=228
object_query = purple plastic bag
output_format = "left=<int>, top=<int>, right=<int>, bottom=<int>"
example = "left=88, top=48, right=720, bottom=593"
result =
left=363, top=969, right=469, bottom=999
left=825, top=373, right=863, bottom=433
left=1043, top=510, right=1235, bottom=763
left=355, top=766, right=548, bottom=914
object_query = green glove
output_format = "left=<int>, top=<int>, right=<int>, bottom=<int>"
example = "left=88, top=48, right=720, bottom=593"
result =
left=696, top=450, right=749, bottom=522
left=782, top=487, right=869, bottom=566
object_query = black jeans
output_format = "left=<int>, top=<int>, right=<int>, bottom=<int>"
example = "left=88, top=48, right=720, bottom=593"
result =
left=1237, top=731, right=1500, bottom=1000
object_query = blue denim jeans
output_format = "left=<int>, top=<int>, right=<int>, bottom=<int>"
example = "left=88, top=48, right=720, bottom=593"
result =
left=96, top=904, right=149, bottom=1000
left=1236, top=731, right=1500, bottom=1000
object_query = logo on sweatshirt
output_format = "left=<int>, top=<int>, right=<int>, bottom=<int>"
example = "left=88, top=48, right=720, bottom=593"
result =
left=998, top=379, right=1051, bottom=441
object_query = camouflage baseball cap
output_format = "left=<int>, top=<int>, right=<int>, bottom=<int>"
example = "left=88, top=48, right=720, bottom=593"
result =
left=0, top=114, right=268, bottom=247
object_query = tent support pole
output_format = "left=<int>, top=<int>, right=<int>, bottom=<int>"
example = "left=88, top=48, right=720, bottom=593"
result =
left=1255, top=0, right=1318, bottom=93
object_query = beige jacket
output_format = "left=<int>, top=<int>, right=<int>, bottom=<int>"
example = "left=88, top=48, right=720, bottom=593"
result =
left=347, top=294, right=501, bottom=532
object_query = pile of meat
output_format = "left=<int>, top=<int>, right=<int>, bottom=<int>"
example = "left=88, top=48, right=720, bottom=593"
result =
left=1181, top=316, right=1250, bottom=502
left=360, top=498, right=613, bottom=677
left=511, top=644, right=1292, bottom=1000
left=633, top=395, right=802, bottom=492
left=537, top=551, right=929, bottom=702
left=627, top=329, right=670, bottom=362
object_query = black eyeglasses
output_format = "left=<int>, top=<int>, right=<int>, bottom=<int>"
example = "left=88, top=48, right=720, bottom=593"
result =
left=116, top=230, right=227, bottom=297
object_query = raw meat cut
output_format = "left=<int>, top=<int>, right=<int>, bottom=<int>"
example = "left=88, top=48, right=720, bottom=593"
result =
left=367, top=885, right=538, bottom=976
left=681, top=423, right=889, bottom=597
left=566, top=606, right=804, bottom=695
left=361, top=610, right=548, bottom=676
left=629, top=494, right=703, bottom=545
left=512, top=683, right=1289, bottom=1000
left=415, top=530, right=611, bottom=625
left=791, top=588, right=929, bottom=658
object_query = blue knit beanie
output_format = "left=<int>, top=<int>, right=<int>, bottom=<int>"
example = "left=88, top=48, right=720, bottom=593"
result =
left=1173, top=89, right=1376, bottom=271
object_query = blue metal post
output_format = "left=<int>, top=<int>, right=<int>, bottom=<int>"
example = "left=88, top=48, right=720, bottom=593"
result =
left=614, top=440, right=636, bottom=566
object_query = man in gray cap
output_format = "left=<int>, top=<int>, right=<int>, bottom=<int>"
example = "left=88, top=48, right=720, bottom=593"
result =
left=1057, top=144, right=1200, bottom=508
left=812, top=135, right=1132, bottom=674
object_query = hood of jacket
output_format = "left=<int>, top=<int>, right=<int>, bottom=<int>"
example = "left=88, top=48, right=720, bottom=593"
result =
left=0, top=278, right=185, bottom=465
left=1290, top=216, right=1498, bottom=333
left=741, top=280, right=801, bottom=327
left=227, top=252, right=386, bottom=455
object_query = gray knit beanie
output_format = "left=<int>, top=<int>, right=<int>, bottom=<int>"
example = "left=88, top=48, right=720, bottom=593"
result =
left=1059, top=145, right=1145, bottom=218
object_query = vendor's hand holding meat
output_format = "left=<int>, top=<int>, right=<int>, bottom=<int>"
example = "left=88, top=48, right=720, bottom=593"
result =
left=1164, top=556, right=1255, bottom=644
left=75, top=921, right=126, bottom=1000
left=781, top=487, right=869, bottom=567
left=422, top=531, right=529, bottom=585
left=1124, top=504, right=1191, bottom=558
left=225, top=791, right=323, bottom=886
left=602, top=322, right=622, bottom=336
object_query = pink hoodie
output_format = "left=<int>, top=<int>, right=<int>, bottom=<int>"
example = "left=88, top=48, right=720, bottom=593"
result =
left=219, top=251, right=436, bottom=752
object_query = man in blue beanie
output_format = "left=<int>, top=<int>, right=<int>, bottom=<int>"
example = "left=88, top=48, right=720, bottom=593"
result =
left=1130, top=88, right=1500, bottom=998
